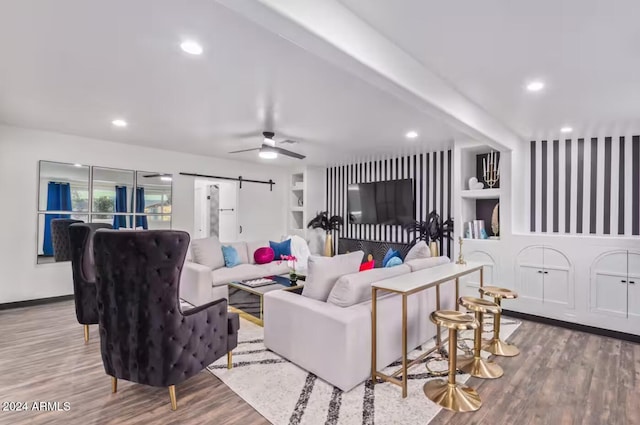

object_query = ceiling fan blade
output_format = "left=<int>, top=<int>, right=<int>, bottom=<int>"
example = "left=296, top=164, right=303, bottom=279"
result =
left=272, top=146, right=306, bottom=160
left=279, top=139, right=299, bottom=145
left=229, top=147, right=260, bottom=154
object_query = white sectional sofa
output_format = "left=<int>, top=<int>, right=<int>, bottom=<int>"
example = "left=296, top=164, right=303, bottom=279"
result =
left=181, top=237, right=289, bottom=306
left=263, top=255, right=454, bottom=391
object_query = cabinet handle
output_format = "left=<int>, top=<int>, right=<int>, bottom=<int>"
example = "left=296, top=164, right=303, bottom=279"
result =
left=537, top=270, right=543, bottom=274
left=621, top=280, right=627, bottom=283
left=631, top=281, right=636, bottom=284
left=544, top=271, right=549, bottom=274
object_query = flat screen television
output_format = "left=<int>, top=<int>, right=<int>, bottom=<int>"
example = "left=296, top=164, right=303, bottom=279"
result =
left=347, top=179, right=414, bottom=225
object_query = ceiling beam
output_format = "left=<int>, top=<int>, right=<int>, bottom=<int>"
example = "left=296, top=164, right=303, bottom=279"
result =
left=216, top=0, right=522, bottom=151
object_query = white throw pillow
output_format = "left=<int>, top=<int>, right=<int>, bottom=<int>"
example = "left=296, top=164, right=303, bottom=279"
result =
left=287, top=235, right=311, bottom=273
left=190, top=237, right=225, bottom=270
left=301, top=251, right=364, bottom=301
left=404, top=241, right=431, bottom=262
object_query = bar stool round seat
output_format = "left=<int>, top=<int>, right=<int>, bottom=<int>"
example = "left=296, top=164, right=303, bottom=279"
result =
left=479, top=286, right=519, bottom=357
left=423, top=310, right=482, bottom=413
left=457, top=297, right=504, bottom=379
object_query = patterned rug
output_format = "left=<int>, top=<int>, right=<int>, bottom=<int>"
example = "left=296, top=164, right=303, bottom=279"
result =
left=207, top=316, right=521, bottom=425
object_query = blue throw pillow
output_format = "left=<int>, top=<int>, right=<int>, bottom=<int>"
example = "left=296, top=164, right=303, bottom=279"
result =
left=269, top=239, right=292, bottom=259
left=385, top=256, right=403, bottom=268
left=221, top=245, right=241, bottom=268
left=382, top=248, right=401, bottom=267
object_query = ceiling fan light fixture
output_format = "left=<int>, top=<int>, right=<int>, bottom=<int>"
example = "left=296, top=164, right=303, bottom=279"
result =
left=259, top=148, right=278, bottom=159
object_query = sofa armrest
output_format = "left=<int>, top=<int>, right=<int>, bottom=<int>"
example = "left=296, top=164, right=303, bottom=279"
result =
left=180, top=261, right=217, bottom=306
left=263, top=290, right=371, bottom=391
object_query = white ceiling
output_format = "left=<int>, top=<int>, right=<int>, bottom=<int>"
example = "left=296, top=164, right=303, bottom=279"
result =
left=0, top=0, right=457, bottom=166
left=340, top=0, right=640, bottom=139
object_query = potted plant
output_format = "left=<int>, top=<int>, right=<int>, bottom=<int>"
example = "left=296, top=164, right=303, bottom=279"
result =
left=279, top=254, right=299, bottom=285
left=403, top=211, right=454, bottom=256
left=307, top=211, right=344, bottom=256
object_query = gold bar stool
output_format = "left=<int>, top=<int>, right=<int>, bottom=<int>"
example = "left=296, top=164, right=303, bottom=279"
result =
left=423, top=310, right=482, bottom=413
left=479, top=286, right=519, bottom=357
left=457, top=296, right=504, bottom=379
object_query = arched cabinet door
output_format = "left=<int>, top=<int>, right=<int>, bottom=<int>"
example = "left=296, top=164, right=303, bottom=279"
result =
left=458, top=250, right=496, bottom=297
left=517, top=245, right=573, bottom=307
left=628, top=252, right=640, bottom=318
left=590, top=251, right=628, bottom=318
left=516, top=246, right=544, bottom=303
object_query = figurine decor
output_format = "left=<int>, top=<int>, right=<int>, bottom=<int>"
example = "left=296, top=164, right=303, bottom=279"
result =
left=456, top=236, right=466, bottom=265
left=482, top=151, right=500, bottom=188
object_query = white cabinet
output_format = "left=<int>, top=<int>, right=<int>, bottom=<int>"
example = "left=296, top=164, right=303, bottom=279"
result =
left=592, top=251, right=640, bottom=319
left=516, top=246, right=572, bottom=307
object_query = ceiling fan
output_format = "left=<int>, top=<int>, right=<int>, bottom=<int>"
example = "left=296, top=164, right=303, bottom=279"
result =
left=229, top=131, right=306, bottom=160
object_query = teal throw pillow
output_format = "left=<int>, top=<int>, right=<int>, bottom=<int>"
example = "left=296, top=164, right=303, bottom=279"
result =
left=385, top=256, right=403, bottom=268
left=382, top=248, right=401, bottom=267
left=221, top=245, right=241, bottom=268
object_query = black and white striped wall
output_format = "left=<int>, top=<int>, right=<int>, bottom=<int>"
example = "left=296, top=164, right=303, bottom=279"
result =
left=326, top=150, right=453, bottom=257
left=529, top=136, right=640, bottom=235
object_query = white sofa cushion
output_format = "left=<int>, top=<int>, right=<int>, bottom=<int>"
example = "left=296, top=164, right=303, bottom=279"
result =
left=302, top=251, right=364, bottom=301
left=211, top=262, right=290, bottom=286
left=406, top=256, right=450, bottom=272
left=190, top=237, right=224, bottom=269
left=404, top=241, right=431, bottom=262
left=225, top=241, right=249, bottom=265
left=246, top=241, right=269, bottom=264
left=327, top=264, right=411, bottom=307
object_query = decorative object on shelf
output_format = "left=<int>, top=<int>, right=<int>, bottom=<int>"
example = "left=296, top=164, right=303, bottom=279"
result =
left=465, top=219, right=489, bottom=239
left=278, top=254, right=299, bottom=285
left=297, top=197, right=303, bottom=207
left=491, top=203, right=500, bottom=237
left=482, top=150, right=500, bottom=188
left=456, top=237, right=466, bottom=265
left=467, top=177, right=484, bottom=191
left=403, top=211, right=454, bottom=256
left=307, top=211, right=344, bottom=257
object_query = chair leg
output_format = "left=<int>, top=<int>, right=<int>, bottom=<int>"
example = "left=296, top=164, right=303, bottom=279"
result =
left=84, top=325, right=89, bottom=343
left=227, top=351, right=233, bottom=370
left=168, top=385, right=177, bottom=411
left=111, top=377, right=117, bottom=393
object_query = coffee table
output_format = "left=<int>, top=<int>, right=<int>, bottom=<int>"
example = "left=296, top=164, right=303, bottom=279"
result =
left=228, top=275, right=303, bottom=326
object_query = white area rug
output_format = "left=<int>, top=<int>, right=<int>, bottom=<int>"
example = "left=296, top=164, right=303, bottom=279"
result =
left=207, top=316, right=521, bottom=425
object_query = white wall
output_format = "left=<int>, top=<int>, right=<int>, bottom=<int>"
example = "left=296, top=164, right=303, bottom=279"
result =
left=0, top=125, right=288, bottom=303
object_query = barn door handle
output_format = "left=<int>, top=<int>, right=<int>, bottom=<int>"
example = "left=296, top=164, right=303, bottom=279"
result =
left=239, top=225, right=243, bottom=234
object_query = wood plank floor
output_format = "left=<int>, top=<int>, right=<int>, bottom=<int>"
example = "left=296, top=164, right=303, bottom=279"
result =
left=0, top=300, right=638, bottom=425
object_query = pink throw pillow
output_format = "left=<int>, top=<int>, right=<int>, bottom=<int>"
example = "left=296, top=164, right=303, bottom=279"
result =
left=254, top=247, right=275, bottom=264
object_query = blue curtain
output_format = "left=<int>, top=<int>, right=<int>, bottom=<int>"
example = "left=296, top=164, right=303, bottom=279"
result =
left=43, top=182, right=72, bottom=256
left=133, top=187, right=148, bottom=229
left=113, top=186, right=127, bottom=229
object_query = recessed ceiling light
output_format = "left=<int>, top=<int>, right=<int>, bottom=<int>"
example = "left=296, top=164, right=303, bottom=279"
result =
left=560, top=126, right=573, bottom=133
left=405, top=131, right=418, bottom=139
left=259, top=149, right=278, bottom=159
left=526, top=80, right=545, bottom=92
left=111, top=119, right=127, bottom=128
left=180, top=40, right=203, bottom=55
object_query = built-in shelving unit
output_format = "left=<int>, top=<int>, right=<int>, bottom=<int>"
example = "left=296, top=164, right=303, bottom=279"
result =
left=287, top=168, right=325, bottom=237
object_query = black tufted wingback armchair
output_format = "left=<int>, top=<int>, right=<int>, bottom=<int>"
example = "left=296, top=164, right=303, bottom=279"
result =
left=68, top=223, right=113, bottom=342
left=51, top=218, right=83, bottom=261
left=93, top=230, right=240, bottom=411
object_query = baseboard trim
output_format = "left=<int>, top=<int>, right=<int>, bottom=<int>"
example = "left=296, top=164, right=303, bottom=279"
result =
left=502, top=309, right=640, bottom=344
left=0, top=295, right=74, bottom=311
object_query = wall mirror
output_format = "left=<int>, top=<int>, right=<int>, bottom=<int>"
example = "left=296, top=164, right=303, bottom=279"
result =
left=36, top=160, right=172, bottom=264
left=135, top=171, right=173, bottom=230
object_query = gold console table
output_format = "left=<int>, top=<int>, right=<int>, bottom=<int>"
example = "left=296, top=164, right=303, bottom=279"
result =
left=371, top=262, right=484, bottom=398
